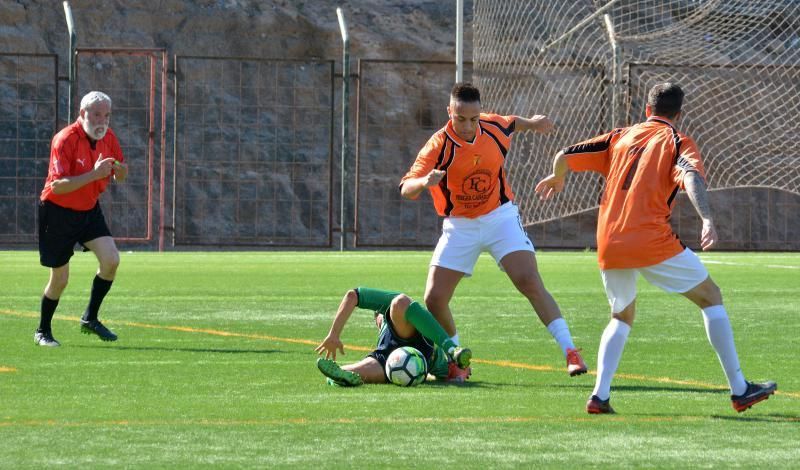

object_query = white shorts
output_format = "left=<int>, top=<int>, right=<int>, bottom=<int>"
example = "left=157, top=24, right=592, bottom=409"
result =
left=430, top=202, right=535, bottom=276
left=601, top=248, right=709, bottom=313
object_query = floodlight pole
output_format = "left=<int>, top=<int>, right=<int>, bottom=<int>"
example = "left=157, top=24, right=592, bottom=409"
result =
left=456, top=0, right=464, bottom=82
left=337, top=7, right=350, bottom=251
left=63, top=1, right=77, bottom=122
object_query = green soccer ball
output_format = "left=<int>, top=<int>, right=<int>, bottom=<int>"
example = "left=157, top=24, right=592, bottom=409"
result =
left=385, top=346, right=428, bottom=387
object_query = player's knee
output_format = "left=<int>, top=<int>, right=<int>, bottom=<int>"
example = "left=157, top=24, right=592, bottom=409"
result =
left=391, top=294, right=412, bottom=312
left=52, top=277, right=68, bottom=293
left=390, top=295, right=411, bottom=321
left=100, top=253, right=120, bottom=275
left=701, top=281, right=723, bottom=305
left=48, top=272, right=69, bottom=294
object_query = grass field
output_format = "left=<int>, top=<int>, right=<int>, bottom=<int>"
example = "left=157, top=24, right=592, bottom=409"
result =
left=1, top=250, right=798, bottom=468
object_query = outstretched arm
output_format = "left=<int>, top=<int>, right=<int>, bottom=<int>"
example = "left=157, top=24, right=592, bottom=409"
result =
left=315, top=289, right=360, bottom=360
left=534, top=151, right=570, bottom=200
left=514, top=115, right=554, bottom=134
left=683, top=171, right=718, bottom=250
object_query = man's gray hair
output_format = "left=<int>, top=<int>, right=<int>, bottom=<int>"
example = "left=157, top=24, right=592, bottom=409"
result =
left=80, top=91, right=112, bottom=111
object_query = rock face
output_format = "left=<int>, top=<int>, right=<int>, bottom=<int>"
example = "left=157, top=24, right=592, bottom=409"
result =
left=2, top=1, right=798, bottom=250
left=0, top=0, right=474, bottom=249
left=1, top=1, right=469, bottom=62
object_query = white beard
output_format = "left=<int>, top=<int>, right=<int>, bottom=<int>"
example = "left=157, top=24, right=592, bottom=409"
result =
left=82, top=120, right=107, bottom=140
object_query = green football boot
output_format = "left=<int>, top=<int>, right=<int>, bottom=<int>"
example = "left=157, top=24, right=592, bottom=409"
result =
left=452, top=347, right=472, bottom=369
left=316, top=358, right=364, bottom=387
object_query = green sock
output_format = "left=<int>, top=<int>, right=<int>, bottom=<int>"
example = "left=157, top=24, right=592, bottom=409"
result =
left=405, top=301, right=457, bottom=355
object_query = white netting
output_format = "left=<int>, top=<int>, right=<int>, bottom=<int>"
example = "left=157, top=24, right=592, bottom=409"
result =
left=474, top=0, right=800, bottom=224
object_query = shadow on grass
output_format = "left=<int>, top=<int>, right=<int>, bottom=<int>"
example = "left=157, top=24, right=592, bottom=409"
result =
left=611, top=384, right=728, bottom=395
left=71, top=344, right=283, bottom=355
left=710, top=413, right=800, bottom=423
left=424, top=380, right=492, bottom=389
left=554, top=383, right=727, bottom=395
left=623, top=411, right=800, bottom=423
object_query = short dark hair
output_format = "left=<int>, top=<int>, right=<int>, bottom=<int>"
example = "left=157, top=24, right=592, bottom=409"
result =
left=451, top=82, right=481, bottom=103
left=647, top=82, right=684, bottom=119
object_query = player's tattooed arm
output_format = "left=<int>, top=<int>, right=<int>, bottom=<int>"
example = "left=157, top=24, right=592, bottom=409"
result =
left=684, top=171, right=718, bottom=250
left=684, top=171, right=713, bottom=221
left=535, top=151, right=569, bottom=200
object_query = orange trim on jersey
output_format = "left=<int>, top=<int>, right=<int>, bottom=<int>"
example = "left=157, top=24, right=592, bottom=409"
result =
left=401, top=114, right=517, bottom=219
left=563, top=118, right=705, bottom=269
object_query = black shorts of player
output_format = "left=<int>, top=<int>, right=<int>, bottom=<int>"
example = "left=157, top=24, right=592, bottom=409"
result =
left=367, top=313, right=435, bottom=379
left=38, top=200, right=112, bottom=268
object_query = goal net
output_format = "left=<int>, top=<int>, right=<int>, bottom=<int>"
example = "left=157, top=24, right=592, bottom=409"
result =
left=474, top=0, right=800, bottom=225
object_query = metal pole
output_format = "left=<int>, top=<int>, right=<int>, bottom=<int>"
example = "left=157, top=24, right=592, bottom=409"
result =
left=63, top=1, right=76, bottom=122
left=172, top=55, right=179, bottom=248
left=456, top=0, right=463, bottom=82
left=159, top=50, right=167, bottom=252
left=603, top=13, right=623, bottom=128
left=540, top=0, right=619, bottom=53
left=337, top=7, right=350, bottom=251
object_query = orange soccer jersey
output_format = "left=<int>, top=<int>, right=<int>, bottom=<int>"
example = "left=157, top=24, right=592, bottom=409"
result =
left=400, top=113, right=516, bottom=219
left=563, top=117, right=705, bottom=269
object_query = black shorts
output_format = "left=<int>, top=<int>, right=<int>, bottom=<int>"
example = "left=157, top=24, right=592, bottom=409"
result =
left=367, top=313, right=435, bottom=378
left=38, top=200, right=112, bottom=268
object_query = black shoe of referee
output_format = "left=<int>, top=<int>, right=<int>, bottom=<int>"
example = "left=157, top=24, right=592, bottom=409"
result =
left=80, top=319, right=118, bottom=342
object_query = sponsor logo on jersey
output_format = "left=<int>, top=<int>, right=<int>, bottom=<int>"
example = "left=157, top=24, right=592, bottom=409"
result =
left=457, top=169, right=493, bottom=208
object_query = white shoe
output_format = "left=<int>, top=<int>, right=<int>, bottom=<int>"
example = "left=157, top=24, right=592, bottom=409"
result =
left=34, top=330, right=61, bottom=347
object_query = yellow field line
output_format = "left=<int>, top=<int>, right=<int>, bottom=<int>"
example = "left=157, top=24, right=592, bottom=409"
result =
left=0, top=308, right=372, bottom=352
left=1, top=414, right=798, bottom=428
left=0, top=366, right=17, bottom=373
left=2, top=308, right=796, bottom=398
left=478, top=358, right=741, bottom=388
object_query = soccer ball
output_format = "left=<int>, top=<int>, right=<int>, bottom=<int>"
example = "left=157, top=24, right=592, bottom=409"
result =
left=385, top=346, right=428, bottom=387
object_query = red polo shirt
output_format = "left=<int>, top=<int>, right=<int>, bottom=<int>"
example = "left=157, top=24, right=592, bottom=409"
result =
left=40, top=119, right=125, bottom=211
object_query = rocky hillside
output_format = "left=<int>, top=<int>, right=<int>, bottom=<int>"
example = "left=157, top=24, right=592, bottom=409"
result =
left=1, top=0, right=474, bottom=248
left=1, top=0, right=472, bottom=64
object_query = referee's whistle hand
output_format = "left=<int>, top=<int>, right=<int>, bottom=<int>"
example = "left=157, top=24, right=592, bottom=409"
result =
left=93, top=154, right=116, bottom=179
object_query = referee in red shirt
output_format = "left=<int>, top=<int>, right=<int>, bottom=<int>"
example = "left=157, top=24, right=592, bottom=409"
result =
left=35, top=91, right=128, bottom=346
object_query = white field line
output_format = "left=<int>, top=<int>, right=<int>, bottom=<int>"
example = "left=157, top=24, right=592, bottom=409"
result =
left=702, top=259, right=800, bottom=269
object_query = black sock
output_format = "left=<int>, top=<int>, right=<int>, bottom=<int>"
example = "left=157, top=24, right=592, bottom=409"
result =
left=39, top=295, right=59, bottom=333
left=82, top=275, right=113, bottom=322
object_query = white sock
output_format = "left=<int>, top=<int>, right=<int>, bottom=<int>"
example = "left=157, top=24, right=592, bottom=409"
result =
left=450, top=333, right=460, bottom=346
left=592, top=318, right=631, bottom=401
left=702, top=305, right=747, bottom=396
left=546, top=317, right=576, bottom=356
